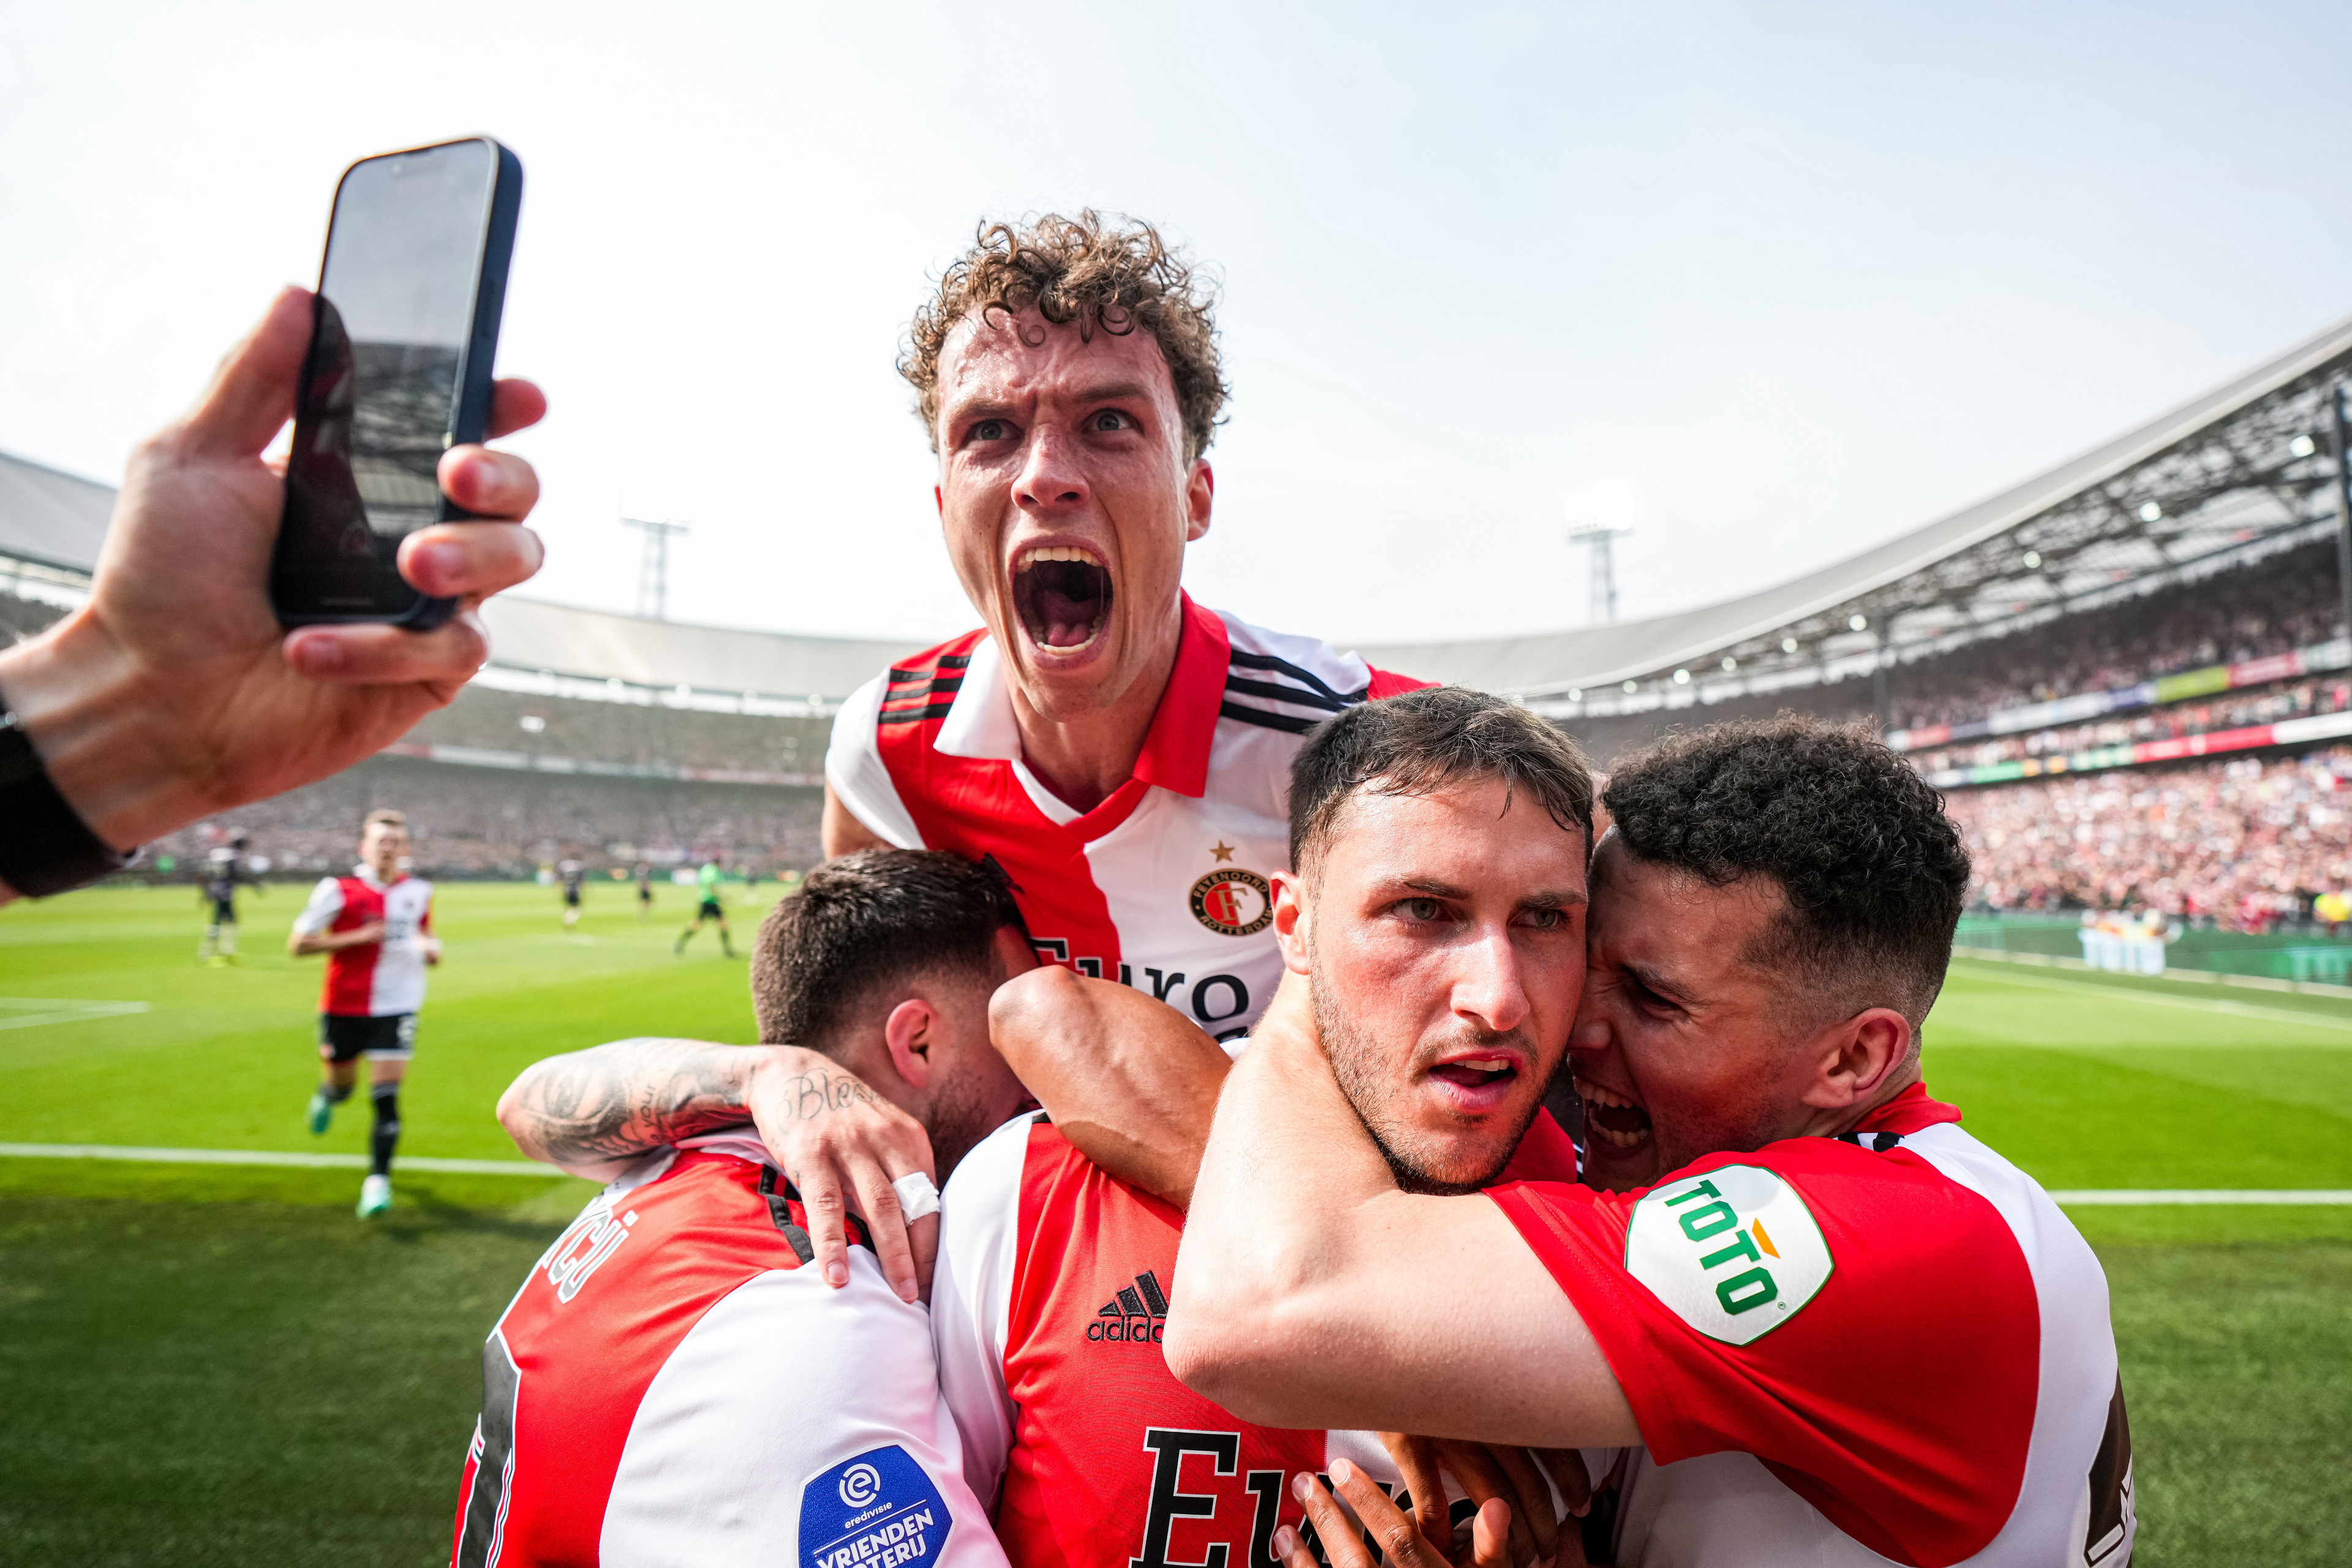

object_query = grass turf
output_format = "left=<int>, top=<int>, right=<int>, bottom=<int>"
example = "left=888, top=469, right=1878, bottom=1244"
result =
left=4, top=886, right=2351, bottom=1564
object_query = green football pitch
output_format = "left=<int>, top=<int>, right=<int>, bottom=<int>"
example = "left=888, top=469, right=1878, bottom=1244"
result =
left=2, top=884, right=2347, bottom=1565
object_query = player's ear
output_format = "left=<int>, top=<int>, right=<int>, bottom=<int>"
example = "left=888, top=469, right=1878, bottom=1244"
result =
left=1184, top=459, right=1213, bottom=542
left=1800, top=1007, right=1911, bottom=1112
left=1270, top=870, right=1311, bottom=976
left=883, top=998, right=938, bottom=1088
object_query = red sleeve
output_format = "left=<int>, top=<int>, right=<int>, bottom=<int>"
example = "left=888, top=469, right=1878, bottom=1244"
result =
left=1365, top=666, right=1432, bottom=699
left=1487, top=1144, right=2039, bottom=1567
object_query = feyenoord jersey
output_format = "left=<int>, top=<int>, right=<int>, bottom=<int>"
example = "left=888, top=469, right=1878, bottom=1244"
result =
left=826, top=597, right=1425, bottom=1038
left=1488, top=1084, right=2136, bottom=1568
left=450, top=1133, right=1005, bottom=1568
left=931, top=1109, right=1585, bottom=1568
left=292, top=866, right=434, bottom=1017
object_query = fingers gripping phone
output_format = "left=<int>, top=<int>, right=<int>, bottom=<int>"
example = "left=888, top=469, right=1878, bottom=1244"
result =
left=270, top=137, right=523, bottom=627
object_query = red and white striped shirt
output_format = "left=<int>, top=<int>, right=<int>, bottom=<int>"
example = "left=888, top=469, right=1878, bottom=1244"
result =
left=826, top=596, right=1425, bottom=1038
left=292, top=865, right=434, bottom=1017
left=450, top=1133, right=1006, bottom=1568
left=1490, top=1085, right=2136, bottom=1568
left=932, top=1109, right=1585, bottom=1568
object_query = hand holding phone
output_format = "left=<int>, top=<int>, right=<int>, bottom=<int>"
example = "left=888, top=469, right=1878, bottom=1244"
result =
left=272, top=137, right=524, bottom=627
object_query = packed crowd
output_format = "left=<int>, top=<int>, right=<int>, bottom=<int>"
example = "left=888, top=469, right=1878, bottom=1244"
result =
left=1908, top=674, right=2352, bottom=775
left=1945, top=747, right=2352, bottom=927
left=1885, top=540, right=2339, bottom=733
left=401, top=682, right=832, bottom=777
left=149, top=754, right=823, bottom=879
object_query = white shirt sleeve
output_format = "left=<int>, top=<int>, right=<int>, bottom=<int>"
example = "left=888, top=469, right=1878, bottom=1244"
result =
left=598, top=1243, right=1008, bottom=1568
left=930, top=1114, right=1036, bottom=1513
left=290, top=876, right=343, bottom=937
left=825, top=668, right=926, bottom=850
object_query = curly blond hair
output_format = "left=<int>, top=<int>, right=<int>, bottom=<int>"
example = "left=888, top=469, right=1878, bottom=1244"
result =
left=902, top=211, right=1226, bottom=462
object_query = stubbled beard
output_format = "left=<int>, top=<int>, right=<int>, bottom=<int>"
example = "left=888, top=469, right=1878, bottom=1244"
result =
left=1311, top=973, right=1531, bottom=1197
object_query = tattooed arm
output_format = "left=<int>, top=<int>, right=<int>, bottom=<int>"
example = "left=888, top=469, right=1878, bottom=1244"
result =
left=497, top=1038, right=936, bottom=1300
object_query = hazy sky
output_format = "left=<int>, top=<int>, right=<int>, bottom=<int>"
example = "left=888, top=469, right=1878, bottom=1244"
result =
left=6, top=1, right=2348, bottom=647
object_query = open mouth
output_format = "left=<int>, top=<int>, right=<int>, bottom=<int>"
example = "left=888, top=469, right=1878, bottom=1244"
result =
left=1574, top=1074, right=1653, bottom=1150
left=1013, top=546, right=1112, bottom=652
left=1430, top=1055, right=1519, bottom=1092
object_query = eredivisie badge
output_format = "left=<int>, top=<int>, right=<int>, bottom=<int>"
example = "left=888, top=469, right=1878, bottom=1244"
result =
left=1624, top=1164, right=1832, bottom=1345
left=1189, top=868, right=1273, bottom=937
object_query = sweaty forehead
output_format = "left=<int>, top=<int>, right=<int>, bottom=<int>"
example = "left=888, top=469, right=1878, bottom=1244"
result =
left=1592, top=838, right=1784, bottom=971
left=936, top=309, right=1177, bottom=407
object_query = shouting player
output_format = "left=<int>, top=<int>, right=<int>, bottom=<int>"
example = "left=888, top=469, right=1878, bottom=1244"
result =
left=1167, top=719, right=2138, bottom=1568
left=290, top=808, right=440, bottom=1218
left=823, top=211, right=1426, bottom=1036
left=503, top=212, right=1428, bottom=1298
left=451, top=850, right=1034, bottom=1566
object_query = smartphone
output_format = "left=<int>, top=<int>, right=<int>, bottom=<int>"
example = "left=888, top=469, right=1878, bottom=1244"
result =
left=270, top=137, right=523, bottom=627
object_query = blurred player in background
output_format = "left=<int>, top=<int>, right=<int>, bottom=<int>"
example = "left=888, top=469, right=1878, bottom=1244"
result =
left=635, top=861, right=655, bottom=921
left=558, top=856, right=585, bottom=930
left=196, top=831, right=262, bottom=965
left=674, top=858, right=735, bottom=957
left=290, top=808, right=440, bottom=1218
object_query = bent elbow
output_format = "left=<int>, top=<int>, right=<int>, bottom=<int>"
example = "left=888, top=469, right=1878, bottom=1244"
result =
left=1161, top=1300, right=1298, bottom=1427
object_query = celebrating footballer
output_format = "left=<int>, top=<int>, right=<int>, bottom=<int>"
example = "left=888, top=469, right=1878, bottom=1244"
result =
left=469, top=213, right=2136, bottom=1568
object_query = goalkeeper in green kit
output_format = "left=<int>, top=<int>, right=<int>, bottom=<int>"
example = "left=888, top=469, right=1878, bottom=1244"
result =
left=673, top=858, right=735, bottom=957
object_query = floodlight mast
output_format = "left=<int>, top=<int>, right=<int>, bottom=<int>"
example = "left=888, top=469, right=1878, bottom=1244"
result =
left=1565, top=518, right=1635, bottom=625
left=620, top=515, right=691, bottom=621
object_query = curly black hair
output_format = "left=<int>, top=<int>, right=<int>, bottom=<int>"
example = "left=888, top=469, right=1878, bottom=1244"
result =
left=1600, top=717, right=1971, bottom=1032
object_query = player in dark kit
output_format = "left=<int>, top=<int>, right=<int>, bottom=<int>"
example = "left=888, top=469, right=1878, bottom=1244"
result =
left=197, top=832, right=262, bottom=965
left=559, top=858, right=586, bottom=930
left=635, top=861, right=654, bottom=921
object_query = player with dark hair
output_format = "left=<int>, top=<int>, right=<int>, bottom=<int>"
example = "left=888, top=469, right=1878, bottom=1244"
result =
left=454, top=849, right=1036, bottom=1566
left=1167, top=717, right=2137, bottom=1568
left=196, top=831, right=262, bottom=965
left=930, top=687, right=1597, bottom=1568
left=290, top=808, right=439, bottom=1218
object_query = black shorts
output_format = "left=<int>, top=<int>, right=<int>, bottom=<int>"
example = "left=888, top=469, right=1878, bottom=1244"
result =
left=319, top=1013, right=417, bottom=1063
left=697, top=898, right=724, bottom=920
left=563, top=889, right=581, bottom=907
left=211, top=900, right=236, bottom=924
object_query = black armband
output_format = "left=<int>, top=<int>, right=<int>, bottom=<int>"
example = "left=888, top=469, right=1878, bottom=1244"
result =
left=0, top=701, right=138, bottom=897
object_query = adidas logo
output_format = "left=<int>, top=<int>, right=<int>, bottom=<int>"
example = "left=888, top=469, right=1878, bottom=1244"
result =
left=1084, top=1270, right=1167, bottom=1344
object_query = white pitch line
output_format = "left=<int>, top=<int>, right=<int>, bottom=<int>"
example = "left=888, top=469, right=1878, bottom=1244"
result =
left=1949, top=960, right=2352, bottom=1035
left=2049, top=1189, right=2352, bottom=1205
left=0, top=1142, right=565, bottom=1177
left=0, top=998, right=149, bottom=1031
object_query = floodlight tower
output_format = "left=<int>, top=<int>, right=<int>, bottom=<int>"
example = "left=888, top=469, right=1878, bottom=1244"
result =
left=621, top=515, right=690, bottom=621
left=1564, top=480, right=1643, bottom=626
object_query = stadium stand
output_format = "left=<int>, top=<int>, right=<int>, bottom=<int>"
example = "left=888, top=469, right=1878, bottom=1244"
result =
left=1946, top=750, right=2352, bottom=929
left=9, top=311, right=2352, bottom=919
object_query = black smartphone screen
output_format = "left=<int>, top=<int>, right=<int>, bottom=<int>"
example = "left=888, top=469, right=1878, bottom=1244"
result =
left=273, top=138, right=511, bottom=624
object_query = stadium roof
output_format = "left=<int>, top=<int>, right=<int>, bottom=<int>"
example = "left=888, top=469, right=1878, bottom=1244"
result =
left=10, top=309, right=2350, bottom=706
left=1357, top=312, right=2352, bottom=704
left=0, top=450, right=115, bottom=576
left=477, top=597, right=924, bottom=700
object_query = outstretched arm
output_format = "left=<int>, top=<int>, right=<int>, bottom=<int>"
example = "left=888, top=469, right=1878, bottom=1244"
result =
left=987, top=967, right=1230, bottom=1208
left=1163, top=1017, right=1637, bottom=1449
left=496, top=1038, right=935, bottom=1302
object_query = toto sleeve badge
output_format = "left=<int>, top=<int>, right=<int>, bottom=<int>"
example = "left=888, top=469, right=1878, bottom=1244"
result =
left=801, top=1446, right=952, bottom=1568
left=1624, top=1164, right=1833, bottom=1346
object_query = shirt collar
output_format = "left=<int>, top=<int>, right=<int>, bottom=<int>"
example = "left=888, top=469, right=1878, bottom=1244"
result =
left=932, top=594, right=1231, bottom=802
